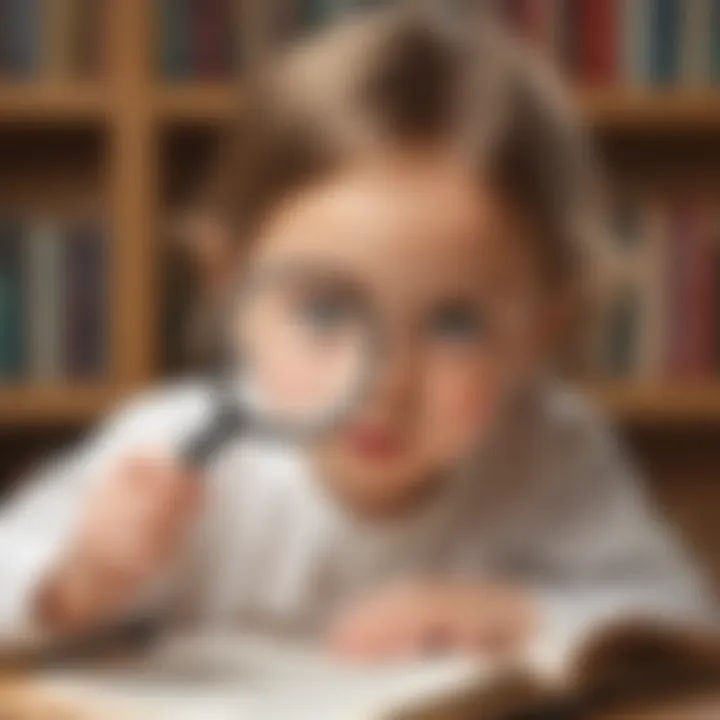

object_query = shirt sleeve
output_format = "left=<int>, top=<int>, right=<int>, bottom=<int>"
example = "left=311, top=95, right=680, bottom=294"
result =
left=0, top=385, right=212, bottom=646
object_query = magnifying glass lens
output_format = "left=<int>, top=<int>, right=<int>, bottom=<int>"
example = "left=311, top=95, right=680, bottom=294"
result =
left=230, top=267, right=372, bottom=430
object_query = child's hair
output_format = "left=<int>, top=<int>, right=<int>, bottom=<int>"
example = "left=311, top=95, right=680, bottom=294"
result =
left=212, top=3, right=607, bottom=294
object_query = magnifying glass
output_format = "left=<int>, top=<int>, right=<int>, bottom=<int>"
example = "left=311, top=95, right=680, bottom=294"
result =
left=180, top=259, right=378, bottom=466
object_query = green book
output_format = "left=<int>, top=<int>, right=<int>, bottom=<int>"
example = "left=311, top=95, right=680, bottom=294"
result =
left=0, top=218, right=25, bottom=381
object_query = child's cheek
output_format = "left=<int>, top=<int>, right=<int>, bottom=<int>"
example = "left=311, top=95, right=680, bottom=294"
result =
left=425, top=364, right=502, bottom=456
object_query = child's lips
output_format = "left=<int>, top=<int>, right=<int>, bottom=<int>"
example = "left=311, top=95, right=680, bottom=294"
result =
left=345, top=425, right=406, bottom=460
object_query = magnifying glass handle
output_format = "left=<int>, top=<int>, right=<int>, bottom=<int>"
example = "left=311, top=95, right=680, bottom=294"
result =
left=180, top=406, right=243, bottom=468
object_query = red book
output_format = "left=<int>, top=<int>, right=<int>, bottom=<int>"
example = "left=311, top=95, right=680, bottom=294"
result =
left=193, top=0, right=234, bottom=80
left=685, top=203, right=717, bottom=379
left=665, top=203, right=690, bottom=379
left=577, top=0, right=619, bottom=85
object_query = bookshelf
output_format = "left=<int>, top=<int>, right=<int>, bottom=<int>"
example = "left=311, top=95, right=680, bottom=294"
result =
left=2, top=2, right=720, bottom=431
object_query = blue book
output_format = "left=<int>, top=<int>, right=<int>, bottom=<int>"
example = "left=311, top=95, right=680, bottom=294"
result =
left=8, top=0, right=40, bottom=78
left=649, top=0, right=681, bottom=85
left=0, top=218, right=25, bottom=380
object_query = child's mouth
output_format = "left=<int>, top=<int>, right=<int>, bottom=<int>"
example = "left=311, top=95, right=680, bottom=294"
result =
left=345, top=424, right=406, bottom=461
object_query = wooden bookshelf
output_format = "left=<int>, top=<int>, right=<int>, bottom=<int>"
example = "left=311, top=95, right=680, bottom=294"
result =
left=580, top=89, right=720, bottom=130
left=0, top=385, right=121, bottom=425
left=1, top=2, right=720, bottom=432
left=0, top=84, right=111, bottom=123
left=153, top=85, right=240, bottom=123
left=593, top=384, right=720, bottom=425
left=5, top=84, right=720, bottom=131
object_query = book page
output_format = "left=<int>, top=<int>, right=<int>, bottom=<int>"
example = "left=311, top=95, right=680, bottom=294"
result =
left=31, top=633, right=487, bottom=720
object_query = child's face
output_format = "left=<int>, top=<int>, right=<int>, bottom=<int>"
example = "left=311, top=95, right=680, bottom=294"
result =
left=247, top=151, right=556, bottom=514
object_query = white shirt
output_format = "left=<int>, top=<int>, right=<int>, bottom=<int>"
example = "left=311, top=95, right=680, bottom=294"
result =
left=0, top=380, right=714, bottom=655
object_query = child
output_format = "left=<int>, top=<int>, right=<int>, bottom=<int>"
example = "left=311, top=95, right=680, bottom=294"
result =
left=0, top=7, right=713, bottom=661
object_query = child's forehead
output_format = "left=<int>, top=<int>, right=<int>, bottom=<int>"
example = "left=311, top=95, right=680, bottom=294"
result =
left=254, top=155, right=503, bottom=260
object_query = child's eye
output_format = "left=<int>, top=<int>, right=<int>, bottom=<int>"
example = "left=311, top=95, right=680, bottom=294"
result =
left=427, top=302, right=485, bottom=344
left=296, top=294, right=354, bottom=333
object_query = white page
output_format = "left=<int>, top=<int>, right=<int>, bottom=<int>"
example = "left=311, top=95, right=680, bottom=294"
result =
left=37, top=634, right=489, bottom=720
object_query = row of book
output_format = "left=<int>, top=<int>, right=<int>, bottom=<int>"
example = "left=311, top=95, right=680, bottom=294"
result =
left=156, top=0, right=389, bottom=80
left=0, top=0, right=105, bottom=81
left=157, top=0, right=242, bottom=81
left=595, top=199, right=720, bottom=381
left=0, top=218, right=108, bottom=383
left=495, top=0, right=720, bottom=87
left=156, top=0, right=720, bottom=88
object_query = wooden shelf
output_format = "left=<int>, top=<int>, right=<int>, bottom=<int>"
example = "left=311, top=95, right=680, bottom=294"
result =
left=580, top=89, right=720, bottom=130
left=0, top=84, right=111, bottom=123
left=2, top=382, right=720, bottom=427
left=153, top=85, right=240, bottom=123
left=152, top=86, right=720, bottom=130
left=592, top=383, right=720, bottom=424
left=0, top=385, right=122, bottom=426
left=2, top=84, right=720, bottom=131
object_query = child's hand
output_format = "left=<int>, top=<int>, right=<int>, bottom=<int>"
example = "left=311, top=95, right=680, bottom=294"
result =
left=35, top=455, right=202, bottom=635
left=328, top=580, right=540, bottom=661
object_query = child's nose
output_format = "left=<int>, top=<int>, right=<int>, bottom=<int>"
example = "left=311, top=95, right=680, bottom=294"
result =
left=363, top=334, right=420, bottom=420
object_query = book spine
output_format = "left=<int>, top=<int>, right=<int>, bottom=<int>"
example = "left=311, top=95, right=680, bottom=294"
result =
left=713, top=215, right=720, bottom=372
left=665, top=203, right=693, bottom=378
left=27, top=221, right=64, bottom=381
left=8, top=0, right=40, bottom=79
left=637, top=203, right=669, bottom=380
left=73, top=0, right=103, bottom=79
left=193, top=0, right=216, bottom=80
left=556, top=0, right=580, bottom=81
left=711, top=0, right=720, bottom=82
left=624, top=0, right=651, bottom=86
left=161, top=0, right=192, bottom=81
left=578, top=0, right=618, bottom=86
left=649, top=0, right=681, bottom=85
left=0, top=218, right=25, bottom=381
left=0, top=0, right=8, bottom=77
left=681, top=204, right=705, bottom=378
left=64, top=223, right=107, bottom=379
left=680, top=0, right=711, bottom=86
left=44, top=0, right=75, bottom=80
left=691, top=203, right=718, bottom=378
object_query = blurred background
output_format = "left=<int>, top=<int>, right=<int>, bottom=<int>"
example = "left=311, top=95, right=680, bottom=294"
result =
left=0, top=0, right=719, bottom=594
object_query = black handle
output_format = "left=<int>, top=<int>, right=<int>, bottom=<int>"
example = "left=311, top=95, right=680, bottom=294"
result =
left=180, top=405, right=243, bottom=468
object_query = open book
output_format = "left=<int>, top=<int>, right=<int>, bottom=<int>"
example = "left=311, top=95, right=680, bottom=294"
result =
left=2, top=621, right=718, bottom=719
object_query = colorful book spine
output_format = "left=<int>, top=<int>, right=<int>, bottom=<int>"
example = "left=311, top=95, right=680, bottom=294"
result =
left=620, top=0, right=650, bottom=86
left=193, top=0, right=234, bottom=80
left=649, top=0, right=681, bottom=85
left=44, top=0, right=77, bottom=80
left=577, top=0, right=619, bottom=86
left=65, top=222, right=107, bottom=379
left=73, top=0, right=105, bottom=80
left=636, top=205, right=668, bottom=380
left=680, top=0, right=712, bottom=86
left=0, top=218, right=25, bottom=381
left=26, top=221, right=64, bottom=380
left=159, top=0, right=192, bottom=81
left=6, top=0, right=41, bottom=78
left=711, top=0, right=720, bottom=82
